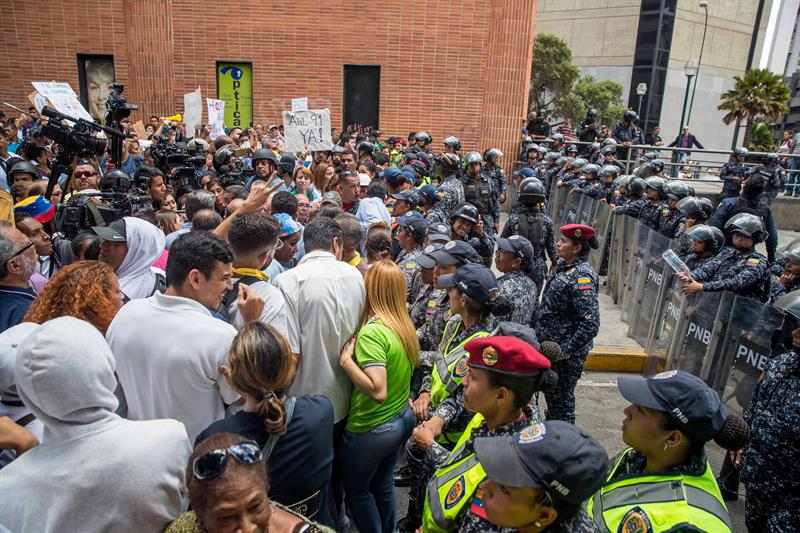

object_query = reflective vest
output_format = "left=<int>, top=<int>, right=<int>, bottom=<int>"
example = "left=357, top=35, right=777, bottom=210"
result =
left=422, top=413, right=485, bottom=533
left=587, top=448, right=733, bottom=533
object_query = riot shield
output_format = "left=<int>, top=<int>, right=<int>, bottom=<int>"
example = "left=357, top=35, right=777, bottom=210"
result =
left=712, top=296, right=784, bottom=415
left=552, top=186, right=571, bottom=227
left=576, top=193, right=596, bottom=225
left=548, top=182, right=567, bottom=225
left=665, top=290, right=734, bottom=381
left=589, top=200, right=612, bottom=272
left=643, top=273, right=684, bottom=375
left=605, top=213, right=631, bottom=302
left=627, top=230, right=673, bottom=347
left=562, top=190, right=582, bottom=225
left=620, top=223, right=651, bottom=324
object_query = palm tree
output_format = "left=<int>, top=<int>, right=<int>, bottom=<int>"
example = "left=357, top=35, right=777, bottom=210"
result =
left=718, top=68, right=789, bottom=148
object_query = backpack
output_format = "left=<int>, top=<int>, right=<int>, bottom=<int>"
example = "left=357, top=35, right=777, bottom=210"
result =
left=518, top=212, right=544, bottom=258
left=217, top=275, right=262, bottom=323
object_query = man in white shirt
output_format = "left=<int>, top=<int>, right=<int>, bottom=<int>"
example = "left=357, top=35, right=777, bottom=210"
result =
left=107, top=231, right=240, bottom=442
left=273, top=216, right=365, bottom=424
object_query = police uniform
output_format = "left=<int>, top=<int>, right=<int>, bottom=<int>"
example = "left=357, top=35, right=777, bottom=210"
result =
left=682, top=252, right=715, bottom=272
left=768, top=275, right=800, bottom=302
left=497, top=270, right=538, bottom=326
left=719, top=160, right=746, bottom=199
left=434, top=176, right=465, bottom=221
left=613, top=196, right=646, bottom=218
left=741, top=349, right=800, bottom=531
left=536, top=225, right=600, bottom=423
left=501, top=208, right=556, bottom=291
left=396, top=245, right=424, bottom=299
left=484, top=163, right=507, bottom=199
left=658, top=206, right=684, bottom=238
left=462, top=171, right=500, bottom=232
left=611, top=121, right=644, bottom=146
left=410, top=286, right=444, bottom=329
left=690, top=245, right=770, bottom=301
left=639, top=199, right=667, bottom=231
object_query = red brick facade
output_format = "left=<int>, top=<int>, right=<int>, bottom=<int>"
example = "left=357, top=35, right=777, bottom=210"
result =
left=0, top=1, right=536, bottom=171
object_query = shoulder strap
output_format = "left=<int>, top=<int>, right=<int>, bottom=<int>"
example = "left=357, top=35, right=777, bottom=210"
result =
left=15, top=412, right=36, bottom=427
left=151, top=272, right=167, bottom=296
left=261, top=396, right=297, bottom=461
left=220, top=275, right=262, bottom=312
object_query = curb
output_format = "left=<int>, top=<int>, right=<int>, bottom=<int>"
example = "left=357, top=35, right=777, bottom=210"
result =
left=585, top=347, right=647, bottom=373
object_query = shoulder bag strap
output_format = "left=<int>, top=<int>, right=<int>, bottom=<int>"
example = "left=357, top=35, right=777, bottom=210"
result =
left=261, top=396, right=297, bottom=461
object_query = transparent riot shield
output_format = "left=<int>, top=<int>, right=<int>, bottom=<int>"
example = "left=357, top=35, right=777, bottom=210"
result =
left=711, top=296, right=784, bottom=415
left=552, top=186, right=571, bottom=227
left=605, top=213, right=628, bottom=302
left=589, top=200, right=612, bottom=272
left=620, top=223, right=651, bottom=324
left=576, top=193, right=596, bottom=225
left=548, top=182, right=566, bottom=225
left=643, top=274, right=684, bottom=375
left=627, top=230, right=673, bottom=347
left=561, top=190, right=582, bottom=225
left=665, top=290, right=734, bottom=381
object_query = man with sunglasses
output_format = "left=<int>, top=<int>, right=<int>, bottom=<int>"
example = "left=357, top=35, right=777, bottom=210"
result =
left=0, top=223, right=37, bottom=333
left=71, top=160, right=101, bottom=193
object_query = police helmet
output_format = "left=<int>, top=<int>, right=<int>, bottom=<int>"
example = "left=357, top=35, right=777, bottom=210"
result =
left=526, top=144, right=540, bottom=154
left=279, top=153, right=297, bottom=174
left=665, top=180, right=693, bottom=200
left=724, top=212, right=766, bottom=243
left=8, top=160, right=39, bottom=183
left=623, top=110, right=638, bottom=122
left=556, top=156, right=569, bottom=166
left=463, top=151, right=483, bottom=168
left=582, top=164, right=600, bottom=178
left=651, top=160, right=665, bottom=173
left=443, top=136, right=462, bottom=151
left=106, top=169, right=134, bottom=191
left=518, top=178, right=547, bottom=204
left=522, top=136, right=533, bottom=146
left=213, top=145, right=236, bottom=172
left=601, top=138, right=618, bottom=147
left=571, top=158, right=588, bottom=170
left=450, top=203, right=480, bottom=224
left=415, top=131, right=433, bottom=144
left=435, top=152, right=460, bottom=172
left=537, top=109, right=547, bottom=118
left=483, top=148, right=503, bottom=161
left=643, top=176, right=667, bottom=194
left=627, top=177, right=645, bottom=196
left=686, top=224, right=725, bottom=253
left=774, top=290, right=800, bottom=321
left=601, top=145, right=617, bottom=156
left=545, top=152, right=560, bottom=163
left=733, top=147, right=749, bottom=159
left=587, top=108, right=598, bottom=119
left=516, top=168, right=537, bottom=180
left=600, top=165, right=619, bottom=180
left=357, top=141, right=375, bottom=155
left=566, top=144, right=578, bottom=154
left=640, top=151, right=658, bottom=162
left=537, top=145, right=548, bottom=155
left=551, top=133, right=564, bottom=143
left=780, top=238, right=800, bottom=264
left=590, top=143, right=601, bottom=153
left=676, top=196, right=714, bottom=220
left=763, top=153, right=779, bottom=165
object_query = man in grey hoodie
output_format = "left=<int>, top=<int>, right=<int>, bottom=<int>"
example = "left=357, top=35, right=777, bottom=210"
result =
left=0, top=317, right=191, bottom=532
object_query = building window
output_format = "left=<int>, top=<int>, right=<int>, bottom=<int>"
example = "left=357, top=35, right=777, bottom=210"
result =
left=343, top=65, right=381, bottom=130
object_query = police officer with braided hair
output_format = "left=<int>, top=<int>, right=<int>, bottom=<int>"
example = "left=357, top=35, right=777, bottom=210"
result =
left=679, top=213, right=771, bottom=301
left=658, top=180, right=694, bottom=238
left=737, top=291, right=800, bottom=530
left=636, top=176, right=668, bottom=230
left=495, top=236, right=540, bottom=326
left=672, top=196, right=715, bottom=256
left=501, top=179, right=557, bottom=291
left=483, top=148, right=507, bottom=204
left=680, top=225, right=725, bottom=271
left=432, top=153, right=465, bottom=221
left=462, top=152, right=500, bottom=241
left=719, top=147, right=749, bottom=199
left=611, top=176, right=647, bottom=218
left=536, top=224, right=601, bottom=423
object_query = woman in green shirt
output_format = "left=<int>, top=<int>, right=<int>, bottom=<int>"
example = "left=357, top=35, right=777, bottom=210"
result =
left=339, top=259, right=419, bottom=533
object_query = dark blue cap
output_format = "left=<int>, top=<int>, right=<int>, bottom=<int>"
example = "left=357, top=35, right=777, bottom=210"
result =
left=429, top=239, right=480, bottom=266
left=397, top=215, right=428, bottom=241
left=381, top=167, right=402, bottom=180
left=426, top=222, right=451, bottom=243
left=497, top=235, right=534, bottom=265
left=437, top=263, right=499, bottom=303
left=416, top=243, right=443, bottom=269
left=513, top=167, right=537, bottom=178
left=474, top=421, right=609, bottom=505
left=391, top=189, right=421, bottom=208
left=617, top=370, right=727, bottom=443
left=418, top=184, right=439, bottom=206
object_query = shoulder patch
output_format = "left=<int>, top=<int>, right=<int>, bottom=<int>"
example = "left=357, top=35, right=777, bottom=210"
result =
left=517, top=423, right=546, bottom=444
left=619, top=505, right=652, bottom=533
left=577, top=276, right=593, bottom=290
left=445, top=475, right=467, bottom=510
left=403, top=261, right=417, bottom=272
left=452, top=356, right=469, bottom=378
left=745, top=257, right=761, bottom=268
left=426, top=299, right=437, bottom=314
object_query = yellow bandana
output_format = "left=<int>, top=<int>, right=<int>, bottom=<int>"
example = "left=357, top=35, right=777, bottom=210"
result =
left=348, top=252, right=362, bottom=267
left=231, top=267, right=270, bottom=282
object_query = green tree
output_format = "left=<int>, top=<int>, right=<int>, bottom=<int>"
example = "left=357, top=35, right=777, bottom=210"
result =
left=748, top=119, right=779, bottom=152
left=556, top=75, right=627, bottom=128
left=529, top=33, right=580, bottom=114
left=718, top=68, right=790, bottom=148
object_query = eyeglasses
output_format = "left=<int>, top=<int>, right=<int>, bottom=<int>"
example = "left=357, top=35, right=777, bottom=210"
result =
left=192, top=441, right=262, bottom=481
left=297, top=203, right=311, bottom=209
left=74, top=171, right=98, bottom=179
left=257, top=239, right=284, bottom=259
left=7, top=241, right=34, bottom=262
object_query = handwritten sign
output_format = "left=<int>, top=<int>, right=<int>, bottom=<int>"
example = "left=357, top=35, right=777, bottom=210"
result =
left=291, top=97, right=308, bottom=112
left=31, top=81, right=93, bottom=122
left=206, top=98, right=226, bottom=140
left=183, top=87, right=202, bottom=138
left=282, top=109, right=333, bottom=152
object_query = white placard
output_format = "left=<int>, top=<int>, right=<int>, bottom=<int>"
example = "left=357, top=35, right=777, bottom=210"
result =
left=281, top=109, right=333, bottom=152
left=206, top=98, right=226, bottom=140
left=31, top=81, right=93, bottom=122
left=184, top=87, right=202, bottom=138
left=291, top=97, right=308, bottom=112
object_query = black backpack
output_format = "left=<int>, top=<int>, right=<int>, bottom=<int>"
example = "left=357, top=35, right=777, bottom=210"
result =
left=518, top=212, right=544, bottom=258
left=217, top=275, right=262, bottom=323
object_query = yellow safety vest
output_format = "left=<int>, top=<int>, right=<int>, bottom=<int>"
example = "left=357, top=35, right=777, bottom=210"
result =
left=429, top=317, right=489, bottom=409
left=421, top=413, right=485, bottom=533
left=587, top=448, right=733, bottom=533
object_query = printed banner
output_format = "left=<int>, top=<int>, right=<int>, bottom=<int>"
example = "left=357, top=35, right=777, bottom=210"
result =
left=217, top=62, right=252, bottom=128
left=206, top=98, right=226, bottom=140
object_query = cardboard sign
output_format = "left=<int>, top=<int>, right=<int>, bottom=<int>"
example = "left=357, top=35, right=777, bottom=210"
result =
left=132, top=120, right=148, bottom=140
left=31, top=81, right=93, bottom=122
left=27, top=91, right=48, bottom=113
left=206, top=98, right=226, bottom=140
left=183, top=87, right=202, bottom=138
left=282, top=109, right=333, bottom=152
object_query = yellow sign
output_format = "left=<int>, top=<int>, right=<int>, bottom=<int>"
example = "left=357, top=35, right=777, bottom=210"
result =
left=217, top=62, right=252, bottom=129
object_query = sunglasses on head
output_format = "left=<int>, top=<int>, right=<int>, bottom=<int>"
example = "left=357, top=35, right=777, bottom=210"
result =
left=192, top=441, right=262, bottom=481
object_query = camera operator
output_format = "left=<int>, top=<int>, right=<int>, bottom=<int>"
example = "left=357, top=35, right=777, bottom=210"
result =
left=133, top=165, right=167, bottom=208
left=66, top=160, right=102, bottom=198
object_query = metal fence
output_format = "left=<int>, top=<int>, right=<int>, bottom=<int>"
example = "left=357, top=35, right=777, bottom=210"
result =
left=547, top=184, right=787, bottom=416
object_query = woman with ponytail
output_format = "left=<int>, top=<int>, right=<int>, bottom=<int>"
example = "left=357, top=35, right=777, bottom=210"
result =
left=195, top=323, right=335, bottom=526
left=494, top=235, right=540, bottom=326
left=587, top=370, right=748, bottom=533
left=337, top=259, right=419, bottom=533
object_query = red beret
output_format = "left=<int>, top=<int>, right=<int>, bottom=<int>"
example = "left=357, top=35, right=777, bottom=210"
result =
left=465, top=336, right=551, bottom=375
left=560, top=224, right=596, bottom=240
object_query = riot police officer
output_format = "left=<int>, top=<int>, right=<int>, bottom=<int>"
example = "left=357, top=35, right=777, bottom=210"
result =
left=679, top=213, right=770, bottom=301
left=577, top=108, right=600, bottom=149
left=672, top=195, right=714, bottom=255
left=431, top=152, right=465, bottom=221
left=769, top=239, right=800, bottom=301
left=501, top=179, right=556, bottom=291
left=540, top=152, right=561, bottom=191
left=449, top=203, right=494, bottom=264
left=442, top=136, right=461, bottom=155
left=638, top=176, right=668, bottom=230
left=595, top=165, right=620, bottom=203
left=557, top=157, right=587, bottom=189
left=759, top=153, right=786, bottom=206
left=680, top=224, right=724, bottom=270
left=659, top=180, right=694, bottom=238
left=414, top=131, right=434, bottom=155
left=535, top=224, right=601, bottom=423
left=611, top=110, right=644, bottom=160
left=611, top=176, right=647, bottom=218
left=527, top=109, right=551, bottom=139
left=461, top=152, right=500, bottom=239
left=483, top=148, right=507, bottom=204
left=574, top=164, right=602, bottom=197
left=719, top=147, right=749, bottom=199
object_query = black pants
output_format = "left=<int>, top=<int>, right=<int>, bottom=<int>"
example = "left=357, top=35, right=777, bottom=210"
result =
left=331, top=418, right=349, bottom=532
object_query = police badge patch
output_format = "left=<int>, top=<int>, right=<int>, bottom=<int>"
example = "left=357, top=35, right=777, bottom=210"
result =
left=482, top=346, right=498, bottom=366
left=452, top=356, right=469, bottom=378
left=517, top=423, right=546, bottom=444
left=444, top=475, right=466, bottom=510
left=618, top=506, right=652, bottom=533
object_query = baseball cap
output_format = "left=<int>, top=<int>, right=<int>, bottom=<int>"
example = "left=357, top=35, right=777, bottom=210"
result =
left=617, top=370, right=727, bottom=443
left=358, top=173, right=372, bottom=187
left=427, top=222, right=451, bottom=244
left=92, top=219, right=127, bottom=243
left=14, top=195, right=55, bottom=224
left=416, top=243, right=443, bottom=269
left=474, top=421, right=609, bottom=505
left=417, top=184, right=439, bottom=207
left=437, top=263, right=498, bottom=303
left=497, top=235, right=534, bottom=265
left=274, top=213, right=303, bottom=238
left=465, top=336, right=550, bottom=376
left=320, top=191, right=342, bottom=206
left=397, top=215, right=427, bottom=242
left=391, top=189, right=421, bottom=209
left=430, top=239, right=480, bottom=266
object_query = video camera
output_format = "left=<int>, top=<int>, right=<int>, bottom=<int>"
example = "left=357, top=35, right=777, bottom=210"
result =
left=149, top=137, right=207, bottom=188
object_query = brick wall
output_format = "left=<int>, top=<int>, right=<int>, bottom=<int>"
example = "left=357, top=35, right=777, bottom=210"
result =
left=0, top=0, right=536, bottom=173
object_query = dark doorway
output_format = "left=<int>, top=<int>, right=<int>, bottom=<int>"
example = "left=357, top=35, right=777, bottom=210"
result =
left=343, top=65, right=380, bottom=130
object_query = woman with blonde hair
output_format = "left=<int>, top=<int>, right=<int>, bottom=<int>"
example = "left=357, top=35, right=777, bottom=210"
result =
left=338, top=259, right=419, bottom=533
left=196, top=323, right=335, bottom=526
left=291, top=166, right=320, bottom=202
left=313, top=162, right=336, bottom=193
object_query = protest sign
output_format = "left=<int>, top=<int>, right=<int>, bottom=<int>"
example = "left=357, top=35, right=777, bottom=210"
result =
left=291, top=97, right=308, bottom=112
left=183, top=87, right=202, bottom=137
left=207, top=98, right=226, bottom=140
left=31, top=81, right=93, bottom=122
left=132, top=120, right=148, bottom=140
left=27, top=91, right=48, bottom=113
left=282, top=109, right=333, bottom=152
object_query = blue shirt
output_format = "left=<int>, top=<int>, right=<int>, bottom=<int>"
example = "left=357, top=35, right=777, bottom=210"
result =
left=0, top=286, right=36, bottom=333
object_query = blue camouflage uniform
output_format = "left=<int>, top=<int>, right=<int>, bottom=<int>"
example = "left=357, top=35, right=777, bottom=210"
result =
left=769, top=275, right=800, bottom=303
left=682, top=252, right=715, bottom=272
left=690, top=245, right=770, bottom=301
left=719, top=160, right=747, bottom=199
left=484, top=163, right=507, bottom=198
left=497, top=269, right=538, bottom=326
left=658, top=207, right=684, bottom=238
left=741, top=349, right=800, bottom=532
left=535, top=256, right=600, bottom=422
left=433, top=176, right=465, bottom=221
left=613, top=196, right=646, bottom=218
left=501, top=208, right=556, bottom=292
left=462, top=172, right=500, bottom=231
left=639, top=199, right=667, bottom=231
left=397, top=245, right=424, bottom=302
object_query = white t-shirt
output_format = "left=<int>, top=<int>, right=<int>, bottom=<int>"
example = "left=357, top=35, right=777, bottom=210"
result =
left=227, top=278, right=291, bottom=341
left=106, top=292, right=239, bottom=442
left=273, top=250, right=365, bottom=423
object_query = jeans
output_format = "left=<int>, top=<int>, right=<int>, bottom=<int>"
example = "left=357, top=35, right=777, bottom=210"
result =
left=341, top=406, right=416, bottom=533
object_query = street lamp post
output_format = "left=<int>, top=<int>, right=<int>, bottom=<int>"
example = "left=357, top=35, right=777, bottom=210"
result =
left=686, top=0, right=709, bottom=126
left=636, top=83, right=648, bottom=117
left=675, top=59, right=699, bottom=176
